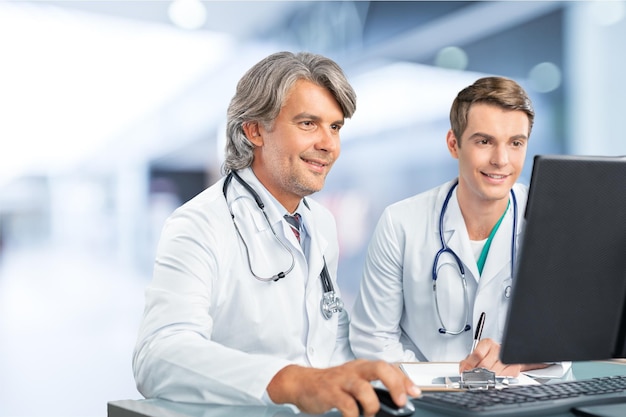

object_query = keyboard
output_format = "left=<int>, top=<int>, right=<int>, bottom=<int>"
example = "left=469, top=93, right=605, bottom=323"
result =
left=415, top=375, right=626, bottom=416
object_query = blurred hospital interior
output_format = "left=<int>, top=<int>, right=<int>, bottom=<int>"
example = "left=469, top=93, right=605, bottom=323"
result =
left=1, top=1, right=625, bottom=416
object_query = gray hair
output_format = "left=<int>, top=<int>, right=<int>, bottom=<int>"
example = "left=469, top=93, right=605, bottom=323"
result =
left=223, top=51, right=357, bottom=173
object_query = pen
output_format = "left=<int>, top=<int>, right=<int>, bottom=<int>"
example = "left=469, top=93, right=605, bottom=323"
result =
left=471, top=312, right=486, bottom=352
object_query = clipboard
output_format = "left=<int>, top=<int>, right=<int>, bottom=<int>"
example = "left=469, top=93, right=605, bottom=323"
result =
left=399, top=362, right=539, bottom=392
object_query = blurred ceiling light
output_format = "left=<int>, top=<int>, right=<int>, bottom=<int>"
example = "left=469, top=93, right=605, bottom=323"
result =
left=168, top=0, right=207, bottom=30
left=528, top=62, right=562, bottom=93
left=435, top=46, right=469, bottom=71
left=590, top=0, right=625, bottom=27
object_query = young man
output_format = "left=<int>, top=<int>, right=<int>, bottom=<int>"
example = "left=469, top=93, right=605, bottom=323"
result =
left=133, top=51, right=419, bottom=417
left=350, top=76, right=559, bottom=377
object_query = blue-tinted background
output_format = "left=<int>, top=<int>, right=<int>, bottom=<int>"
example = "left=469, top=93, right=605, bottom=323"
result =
left=1, top=1, right=625, bottom=416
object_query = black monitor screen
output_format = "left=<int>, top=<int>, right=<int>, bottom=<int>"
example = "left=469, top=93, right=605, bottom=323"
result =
left=501, top=154, right=626, bottom=364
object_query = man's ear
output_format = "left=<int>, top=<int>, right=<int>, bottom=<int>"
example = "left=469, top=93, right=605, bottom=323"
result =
left=243, top=121, right=263, bottom=146
left=446, top=129, right=459, bottom=159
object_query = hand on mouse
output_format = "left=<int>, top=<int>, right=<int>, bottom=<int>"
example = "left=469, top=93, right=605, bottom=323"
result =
left=370, top=387, right=415, bottom=417
left=267, top=359, right=420, bottom=417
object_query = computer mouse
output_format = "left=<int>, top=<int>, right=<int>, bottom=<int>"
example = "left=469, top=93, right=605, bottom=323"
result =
left=372, top=387, right=416, bottom=417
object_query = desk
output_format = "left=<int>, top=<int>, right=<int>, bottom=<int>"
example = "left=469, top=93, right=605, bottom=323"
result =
left=109, top=361, right=626, bottom=417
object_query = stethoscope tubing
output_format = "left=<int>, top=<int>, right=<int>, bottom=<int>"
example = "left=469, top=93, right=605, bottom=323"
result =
left=222, top=171, right=342, bottom=319
left=432, top=180, right=518, bottom=335
left=224, top=171, right=295, bottom=282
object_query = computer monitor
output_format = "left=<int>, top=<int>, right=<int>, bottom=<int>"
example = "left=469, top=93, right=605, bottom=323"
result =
left=501, top=154, right=626, bottom=364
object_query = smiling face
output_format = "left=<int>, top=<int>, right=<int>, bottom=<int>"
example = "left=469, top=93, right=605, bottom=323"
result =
left=447, top=102, right=530, bottom=208
left=245, top=79, right=344, bottom=212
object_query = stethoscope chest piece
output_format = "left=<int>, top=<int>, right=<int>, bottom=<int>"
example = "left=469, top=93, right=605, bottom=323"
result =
left=319, top=261, right=343, bottom=319
left=321, top=291, right=344, bottom=320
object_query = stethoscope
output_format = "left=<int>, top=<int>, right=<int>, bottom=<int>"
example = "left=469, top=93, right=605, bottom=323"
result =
left=222, top=171, right=344, bottom=320
left=432, top=180, right=518, bottom=335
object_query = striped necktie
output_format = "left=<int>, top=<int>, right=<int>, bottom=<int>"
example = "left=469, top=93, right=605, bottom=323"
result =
left=284, top=213, right=302, bottom=243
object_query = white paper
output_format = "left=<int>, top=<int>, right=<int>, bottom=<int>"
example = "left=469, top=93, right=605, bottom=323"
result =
left=400, top=362, right=539, bottom=388
left=522, top=361, right=572, bottom=379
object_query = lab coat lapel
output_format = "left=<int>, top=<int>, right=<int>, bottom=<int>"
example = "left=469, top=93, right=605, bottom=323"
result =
left=443, top=192, right=481, bottom=282
left=236, top=168, right=305, bottom=241
left=229, top=170, right=271, bottom=234
left=304, top=214, right=328, bottom=292
left=479, top=206, right=514, bottom=286
left=302, top=209, right=337, bottom=368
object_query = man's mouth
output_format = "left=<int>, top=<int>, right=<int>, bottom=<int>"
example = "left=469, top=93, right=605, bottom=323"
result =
left=483, top=173, right=508, bottom=179
left=303, top=157, right=330, bottom=168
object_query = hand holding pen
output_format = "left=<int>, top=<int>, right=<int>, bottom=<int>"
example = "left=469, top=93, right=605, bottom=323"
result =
left=460, top=311, right=522, bottom=377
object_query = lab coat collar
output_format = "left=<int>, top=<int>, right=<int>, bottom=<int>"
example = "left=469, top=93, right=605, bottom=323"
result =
left=233, top=168, right=328, bottom=269
left=293, top=198, right=329, bottom=291
left=230, top=168, right=275, bottom=234
left=479, top=184, right=526, bottom=286
left=437, top=180, right=524, bottom=286
left=236, top=168, right=311, bottom=226
left=478, top=198, right=516, bottom=286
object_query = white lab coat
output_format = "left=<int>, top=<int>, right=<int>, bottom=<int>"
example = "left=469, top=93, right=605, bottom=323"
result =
left=350, top=179, right=528, bottom=363
left=133, top=168, right=353, bottom=406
